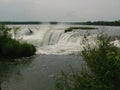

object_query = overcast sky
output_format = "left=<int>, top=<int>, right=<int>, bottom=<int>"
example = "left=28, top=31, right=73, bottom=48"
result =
left=0, top=0, right=120, bottom=22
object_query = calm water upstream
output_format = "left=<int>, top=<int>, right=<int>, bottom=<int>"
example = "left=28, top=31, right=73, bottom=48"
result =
left=0, top=24, right=120, bottom=90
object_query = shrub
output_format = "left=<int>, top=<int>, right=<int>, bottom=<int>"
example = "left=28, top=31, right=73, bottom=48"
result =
left=20, top=43, right=36, bottom=57
left=0, top=24, right=36, bottom=59
left=54, top=34, right=120, bottom=90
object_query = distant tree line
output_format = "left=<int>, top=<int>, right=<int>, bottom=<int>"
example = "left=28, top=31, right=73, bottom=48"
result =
left=83, top=20, right=120, bottom=26
left=0, top=21, right=59, bottom=25
left=0, top=21, right=41, bottom=25
left=68, top=20, right=120, bottom=26
left=0, top=20, right=120, bottom=26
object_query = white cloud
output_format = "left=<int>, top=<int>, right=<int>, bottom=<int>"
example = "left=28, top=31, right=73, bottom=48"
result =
left=0, top=0, right=120, bottom=21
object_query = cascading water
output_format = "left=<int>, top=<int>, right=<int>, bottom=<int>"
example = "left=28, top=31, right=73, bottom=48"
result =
left=42, top=29, right=64, bottom=45
left=12, top=24, right=120, bottom=55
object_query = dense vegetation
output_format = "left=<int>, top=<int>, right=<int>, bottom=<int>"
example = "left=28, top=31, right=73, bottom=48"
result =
left=66, top=20, right=120, bottom=26
left=0, top=21, right=41, bottom=25
left=65, top=27, right=98, bottom=33
left=83, top=20, right=120, bottom=26
left=0, top=20, right=120, bottom=26
left=54, top=34, right=120, bottom=90
left=0, top=24, right=36, bottom=59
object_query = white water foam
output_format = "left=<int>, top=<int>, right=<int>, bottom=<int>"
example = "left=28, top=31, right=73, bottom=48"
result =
left=12, top=24, right=120, bottom=55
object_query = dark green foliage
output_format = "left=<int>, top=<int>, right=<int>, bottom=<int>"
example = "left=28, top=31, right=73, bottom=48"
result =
left=0, top=24, right=36, bottom=59
left=84, top=20, right=120, bottom=26
left=64, top=27, right=98, bottom=33
left=54, top=34, right=120, bottom=90
left=49, top=22, right=58, bottom=25
left=68, top=20, right=120, bottom=26
left=0, top=38, right=36, bottom=58
left=81, top=34, right=120, bottom=89
left=0, top=21, right=41, bottom=25
left=20, top=43, right=36, bottom=57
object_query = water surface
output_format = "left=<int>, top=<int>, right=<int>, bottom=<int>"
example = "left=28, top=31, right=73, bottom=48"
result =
left=1, top=55, right=82, bottom=90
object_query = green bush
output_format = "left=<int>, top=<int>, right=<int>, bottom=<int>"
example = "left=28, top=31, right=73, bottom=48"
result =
left=20, top=43, right=36, bottom=57
left=0, top=24, right=36, bottom=59
left=54, top=34, right=120, bottom=90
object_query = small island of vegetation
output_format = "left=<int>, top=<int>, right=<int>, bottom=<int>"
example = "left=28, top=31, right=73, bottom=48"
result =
left=0, top=24, right=36, bottom=59
left=64, top=27, right=98, bottom=33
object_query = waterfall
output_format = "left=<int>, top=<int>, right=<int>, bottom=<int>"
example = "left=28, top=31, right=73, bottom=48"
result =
left=12, top=26, right=99, bottom=55
left=42, top=29, right=64, bottom=45
left=13, top=25, right=120, bottom=55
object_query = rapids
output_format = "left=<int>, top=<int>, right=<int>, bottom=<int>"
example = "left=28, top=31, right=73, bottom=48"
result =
left=11, top=24, right=120, bottom=55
